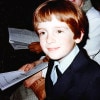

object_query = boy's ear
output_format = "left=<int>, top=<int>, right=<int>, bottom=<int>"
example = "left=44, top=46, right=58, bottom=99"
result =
left=75, top=32, right=84, bottom=43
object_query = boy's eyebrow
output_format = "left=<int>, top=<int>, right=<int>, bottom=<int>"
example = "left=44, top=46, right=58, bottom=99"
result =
left=55, top=26, right=67, bottom=28
left=37, top=26, right=68, bottom=30
left=37, top=26, right=67, bottom=30
left=54, top=26, right=69, bottom=29
left=37, top=28, right=44, bottom=30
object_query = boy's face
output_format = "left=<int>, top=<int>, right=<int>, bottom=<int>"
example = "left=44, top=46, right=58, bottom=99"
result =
left=68, top=0, right=84, bottom=7
left=37, top=15, right=82, bottom=60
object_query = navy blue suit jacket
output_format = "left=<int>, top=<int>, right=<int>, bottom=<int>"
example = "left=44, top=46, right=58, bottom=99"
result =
left=45, top=49, right=100, bottom=100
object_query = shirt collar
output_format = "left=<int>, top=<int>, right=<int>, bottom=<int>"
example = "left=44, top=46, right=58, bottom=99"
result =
left=54, top=45, right=79, bottom=73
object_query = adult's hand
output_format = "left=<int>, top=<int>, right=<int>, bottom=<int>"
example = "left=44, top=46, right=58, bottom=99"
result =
left=28, top=42, right=42, bottom=54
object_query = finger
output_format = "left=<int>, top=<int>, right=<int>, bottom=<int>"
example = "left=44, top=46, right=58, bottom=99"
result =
left=24, top=64, right=34, bottom=71
left=19, top=64, right=29, bottom=71
left=24, top=71, right=42, bottom=88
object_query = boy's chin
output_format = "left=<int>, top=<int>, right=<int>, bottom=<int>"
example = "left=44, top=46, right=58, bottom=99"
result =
left=49, top=56, right=60, bottom=60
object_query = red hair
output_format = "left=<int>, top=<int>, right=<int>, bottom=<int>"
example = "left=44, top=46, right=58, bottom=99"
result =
left=33, top=0, right=88, bottom=39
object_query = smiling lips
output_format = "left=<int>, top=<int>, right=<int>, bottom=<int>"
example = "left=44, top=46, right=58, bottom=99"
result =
left=47, top=47, right=60, bottom=52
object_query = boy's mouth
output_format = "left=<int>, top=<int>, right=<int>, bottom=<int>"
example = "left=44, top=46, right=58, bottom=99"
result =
left=47, top=47, right=60, bottom=52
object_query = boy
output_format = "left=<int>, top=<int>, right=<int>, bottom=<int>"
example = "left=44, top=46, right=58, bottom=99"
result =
left=33, top=0, right=100, bottom=100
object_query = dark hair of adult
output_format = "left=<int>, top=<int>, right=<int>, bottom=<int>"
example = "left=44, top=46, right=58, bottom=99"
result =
left=91, top=0, right=100, bottom=11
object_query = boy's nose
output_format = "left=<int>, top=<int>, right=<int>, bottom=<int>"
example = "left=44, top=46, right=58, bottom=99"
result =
left=46, top=34, right=55, bottom=43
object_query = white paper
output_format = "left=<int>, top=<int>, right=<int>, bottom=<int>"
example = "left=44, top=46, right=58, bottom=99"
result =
left=0, top=62, right=48, bottom=91
left=8, top=28, right=39, bottom=50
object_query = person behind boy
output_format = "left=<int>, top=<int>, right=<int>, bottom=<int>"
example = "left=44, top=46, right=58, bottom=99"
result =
left=33, top=0, right=100, bottom=99
left=84, top=0, right=100, bottom=64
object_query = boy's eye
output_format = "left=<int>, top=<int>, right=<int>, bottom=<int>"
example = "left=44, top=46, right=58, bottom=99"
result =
left=41, top=32, right=45, bottom=34
left=38, top=31, right=46, bottom=35
left=57, top=30, right=63, bottom=33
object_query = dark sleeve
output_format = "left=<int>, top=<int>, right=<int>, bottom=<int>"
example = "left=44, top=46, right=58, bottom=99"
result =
left=86, top=69, right=100, bottom=100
